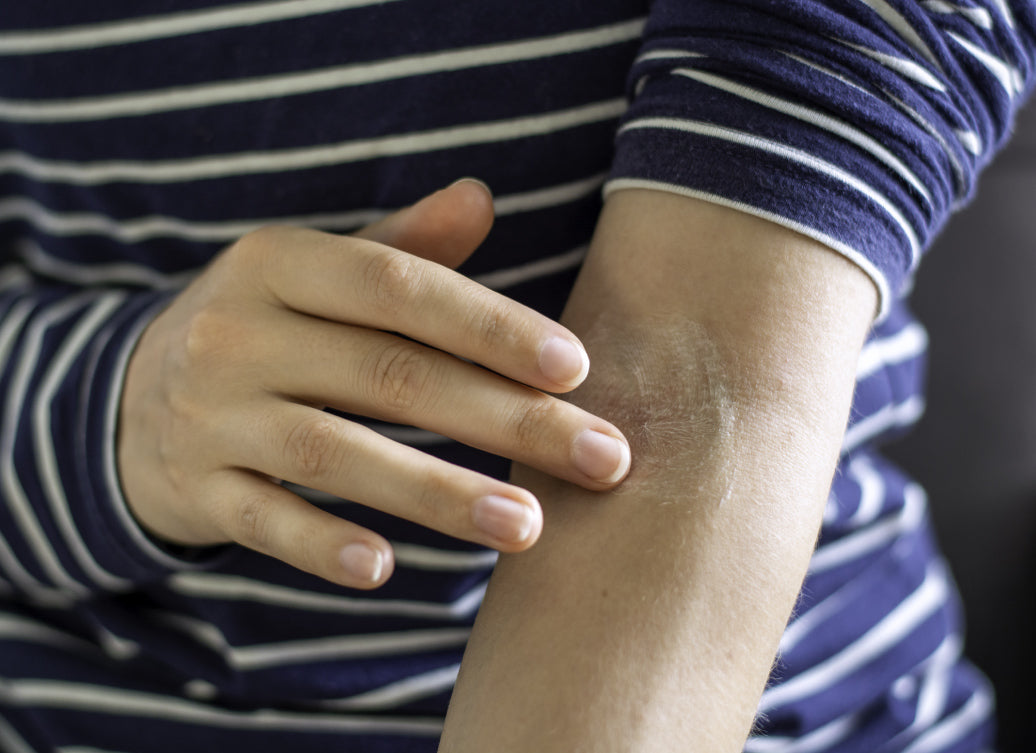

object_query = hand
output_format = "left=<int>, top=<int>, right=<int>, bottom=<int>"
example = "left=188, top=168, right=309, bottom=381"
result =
left=116, top=179, right=631, bottom=588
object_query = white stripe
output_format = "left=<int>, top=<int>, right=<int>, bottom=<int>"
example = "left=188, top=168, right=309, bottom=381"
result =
left=779, top=51, right=876, bottom=97
left=18, top=240, right=196, bottom=289
left=223, top=631, right=468, bottom=673
left=0, top=299, right=70, bottom=603
left=635, top=48, right=707, bottom=63
left=0, top=715, right=36, bottom=753
left=492, top=172, right=606, bottom=216
left=0, top=21, right=643, bottom=124
left=321, top=664, right=459, bottom=711
left=34, top=293, right=134, bottom=591
left=0, top=197, right=383, bottom=244
left=672, top=67, right=932, bottom=205
left=781, top=47, right=967, bottom=198
left=97, top=629, right=140, bottom=661
left=0, top=613, right=96, bottom=652
left=474, top=245, right=587, bottom=290
left=0, top=297, right=31, bottom=379
left=782, top=565, right=876, bottom=653
left=846, top=455, right=886, bottom=526
left=922, top=1, right=994, bottom=29
left=854, top=0, right=945, bottom=70
left=0, top=294, right=96, bottom=597
left=0, top=98, right=627, bottom=185
left=391, top=542, right=499, bottom=571
left=955, top=129, right=983, bottom=155
left=808, top=481, right=926, bottom=575
left=900, top=687, right=993, bottom=753
left=856, top=322, right=928, bottom=380
left=0, top=679, right=444, bottom=735
left=882, top=88, right=969, bottom=200
left=4, top=174, right=603, bottom=248
left=948, top=30, right=1024, bottom=94
left=152, top=611, right=470, bottom=670
left=988, top=0, right=1017, bottom=29
left=618, top=116, right=923, bottom=266
left=886, top=637, right=960, bottom=746
left=183, top=679, right=218, bottom=700
left=0, top=0, right=396, bottom=55
left=913, top=634, right=962, bottom=733
left=841, top=39, right=947, bottom=91
left=744, top=712, right=861, bottom=753
left=842, top=394, right=925, bottom=452
left=0, top=504, right=71, bottom=605
left=759, top=562, right=949, bottom=713
left=169, top=571, right=487, bottom=618
left=604, top=178, right=893, bottom=319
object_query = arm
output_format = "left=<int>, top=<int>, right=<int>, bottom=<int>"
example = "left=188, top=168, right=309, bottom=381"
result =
left=441, top=4, right=1036, bottom=744
left=439, top=189, right=876, bottom=750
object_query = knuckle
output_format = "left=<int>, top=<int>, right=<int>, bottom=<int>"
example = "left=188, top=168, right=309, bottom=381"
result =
left=409, top=465, right=454, bottom=531
left=510, top=394, right=559, bottom=456
left=224, top=224, right=307, bottom=294
left=182, top=306, right=243, bottom=368
left=362, top=249, right=422, bottom=314
left=283, top=414, right=343, bottom=480
left=365, top=341, right=437, bottom=415
left=230, top=224, right=291, bottom=263
left=222, top=227, right=272, bottom=278
left=471, top=303, right=518, bottom=353
left=233, top=492, right=275, bottom=551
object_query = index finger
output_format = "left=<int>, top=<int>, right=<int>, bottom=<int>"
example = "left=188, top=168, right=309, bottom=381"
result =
left=244, top=225, right=590, bottom=393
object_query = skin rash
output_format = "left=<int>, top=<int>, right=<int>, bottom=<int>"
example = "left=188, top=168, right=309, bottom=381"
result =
left=566, top=310, right=742, bottom=506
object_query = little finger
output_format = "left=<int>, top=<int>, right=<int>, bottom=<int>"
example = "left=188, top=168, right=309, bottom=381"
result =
left=207, top=468, right=394, bottom=589
left=233, top=403, right=543, bottom=551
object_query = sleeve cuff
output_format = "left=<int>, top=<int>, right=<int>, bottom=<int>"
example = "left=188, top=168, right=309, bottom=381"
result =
left=607, top=99, right=914, bottom=320
left=75, top=290, right=229, bottom=585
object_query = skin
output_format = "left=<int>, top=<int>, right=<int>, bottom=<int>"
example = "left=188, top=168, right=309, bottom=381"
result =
left=119, top=180, right=876, bottom=748
left=438, top=189, right=878, bottom=751
left=116, top=179, right=631, bottom=589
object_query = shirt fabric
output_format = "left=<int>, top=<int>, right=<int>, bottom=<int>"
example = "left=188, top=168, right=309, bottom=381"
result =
left=0, top=1, right=1032, bottom=750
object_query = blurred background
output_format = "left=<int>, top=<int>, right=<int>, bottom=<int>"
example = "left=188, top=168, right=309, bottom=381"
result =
left=886, top=99, right=1036, bottom=753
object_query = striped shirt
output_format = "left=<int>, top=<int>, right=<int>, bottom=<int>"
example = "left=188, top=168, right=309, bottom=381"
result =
left=1, top=1, right=1032, bottom=750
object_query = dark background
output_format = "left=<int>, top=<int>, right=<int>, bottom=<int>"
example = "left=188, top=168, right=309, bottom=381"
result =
left=886, top=100, right=1036, bottom=753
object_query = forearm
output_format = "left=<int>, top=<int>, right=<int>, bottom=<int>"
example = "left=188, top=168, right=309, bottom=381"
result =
left=439, top=192, right=876, bottom=750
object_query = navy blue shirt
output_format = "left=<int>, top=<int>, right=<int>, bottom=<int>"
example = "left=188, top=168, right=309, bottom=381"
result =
left=1, top=1, right=1033, bottom=750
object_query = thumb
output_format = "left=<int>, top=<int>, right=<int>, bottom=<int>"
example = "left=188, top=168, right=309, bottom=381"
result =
left=353, top=178, right=495, bottom=269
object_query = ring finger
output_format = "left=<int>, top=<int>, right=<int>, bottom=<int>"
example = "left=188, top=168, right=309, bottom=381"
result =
left=228, top=400, right=544, bottom=552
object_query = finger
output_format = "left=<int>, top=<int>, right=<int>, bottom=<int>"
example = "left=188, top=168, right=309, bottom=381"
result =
left=207, top=468, right=395, bottom=589
left=353, top=178, right=494, bottom=269
left=244, top=226, right=590, bottom=393
left=260, top=313, right=631, bottom=489
left=226, top=402, right=543, bottom=553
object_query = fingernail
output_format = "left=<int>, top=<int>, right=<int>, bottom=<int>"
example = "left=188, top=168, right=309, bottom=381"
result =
left=449, top=177, right=492, bottom=196
left=472, top=495, right=535, bottom=544
left=572, top=429, right=631, bottom=484
left=339, top=543, right=384, bottom=583
left=538, top=336, right=590, bottom=388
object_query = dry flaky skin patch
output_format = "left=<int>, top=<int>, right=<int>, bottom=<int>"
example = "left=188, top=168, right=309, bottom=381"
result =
left=570, top=309, right=743, bottom=504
